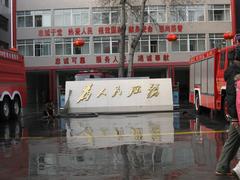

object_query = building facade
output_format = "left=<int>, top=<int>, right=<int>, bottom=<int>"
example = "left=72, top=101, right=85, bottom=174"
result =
left=0, top=0, right=16, bottom=49
left=16, top=0, right=232, bottom=107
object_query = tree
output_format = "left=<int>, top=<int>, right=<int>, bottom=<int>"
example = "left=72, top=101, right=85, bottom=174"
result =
left=100, top=0, right=147, bottom=77
left=100, top=0, right=200, bottom=77
left=127, top=0, right=147, bottom=77
left=118, top=0, right=127, bottom=77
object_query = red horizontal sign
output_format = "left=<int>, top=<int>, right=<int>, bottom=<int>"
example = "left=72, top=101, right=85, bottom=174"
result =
left=38, top=24, right=184, bottom=37
left=55, top=54, right=170, bottom=65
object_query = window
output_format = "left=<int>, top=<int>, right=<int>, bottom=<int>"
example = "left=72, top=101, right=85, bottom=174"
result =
left=158, top=35, right=167, bottom=52
left=94, top=37, right=110, bottom=54
left=140, top=36, right=149, bottom=52
left=17, top=10, right=51, bottom=27
left=170, top=6, right=187, bottom=22
left=73, top=37, right=89, bottom=55
left=188, top=6, right=204, bottom=22
left=54, top=9, right=71, bottom=27
left=144, top=6, right=166, bottom=23
left=17, top=11, right=33, bottom=27
left=208, top=4, right=230, bottom=21
left=0, top=15, right=8, bottom=31
left=170, top=5, right=204, bottom=22
left=135, top=35, right=167, bottom=53
left=112, top=37, right=119, bottom=53
left=93, top=36, right=127, bottom=54
left=189, top=34, right=205, bottom=51
left=92, top=7, right=120, bottom=25
left=55, top=37, right=90, bottom=55
left=72, top=9, right=89, bottom=26
left=209, top=33, right=229, bottom=49
left=17, top=40, right=34, bottom=56
left=5, top=0, right=8, bottom=7
left=35, top=39, right=51, bottom=56
left=171, top=34, right=205, bottom=52
left=172, top=34, right=188, bottom=51
left=0, top=40, right=9, bottom=49
left=55, top=38, right=72, bottom=55
left=150, top=36, right=158, bottom=52
left=54, top=9, right=89, bottom=26
left=34, top=11, right=51, bottom=27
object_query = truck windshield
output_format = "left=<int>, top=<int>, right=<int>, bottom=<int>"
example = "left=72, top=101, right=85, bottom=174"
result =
left=75, top=74, right=102, bottom=81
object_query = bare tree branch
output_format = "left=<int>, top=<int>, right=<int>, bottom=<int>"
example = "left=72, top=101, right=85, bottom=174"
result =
left=127, top=0, right=147, bottom=77
left=118, top=0, right=127, bottom=77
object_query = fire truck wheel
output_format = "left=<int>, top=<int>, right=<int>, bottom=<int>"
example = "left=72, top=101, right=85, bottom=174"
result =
left=11, top=97, right=21, bottom=119
left=195, top=94, right=202, bottom=114
left=0, top=97, right=11, bottom=121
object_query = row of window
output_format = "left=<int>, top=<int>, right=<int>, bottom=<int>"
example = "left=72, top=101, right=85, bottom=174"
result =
left=17, top=33, right=230, bottom=57
left=17, top=4, right=230, bottom=28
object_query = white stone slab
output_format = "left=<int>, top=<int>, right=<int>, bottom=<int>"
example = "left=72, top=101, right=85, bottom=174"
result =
left=65, top=78, right=173, bottom=113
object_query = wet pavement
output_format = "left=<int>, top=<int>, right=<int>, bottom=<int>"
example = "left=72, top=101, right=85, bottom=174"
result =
left=0, top=109, right=238, bottom=180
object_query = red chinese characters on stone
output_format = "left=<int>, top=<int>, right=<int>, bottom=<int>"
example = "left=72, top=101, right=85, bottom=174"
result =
left=57, top=29, right=63, bottom=36
left=96, top=56, right=102, bottom=63
left=68, top=28, right=74, bottom=36
left=55, top=54, right=170, bottom=66
left=75, top=28, right=81, bottom=35
left=138, top=55, right=144, bottom=62
left=163, top=54, right=170, bottom=61
left=98, top=26, right=121, bottom=35
left=38, top=30, right=44, bottom=36
left=137, top=54, right=170, bottom=62
left=80, top=57, right=86, bottom=64
left=63, top=57, right=69, bottom=64
left=105, top=56, right=110, bottom=63
left=113, top=56, right=118, bottom=63
left=155, top=55, right=161, bottom=61
left=71, top=57, right=77, bottom=64
left=96, top=56, right=119, bottom=64
left=68, top=27, right=93, bottom=36
left=38, top=28, right=63, bottom=37
left=159, top=24, right=183, bottom=33
left=146, top=55, right=152, bottom=62
left=55, top=57, right=87, bottom=65
left=55, top=58, right=61, bottom=64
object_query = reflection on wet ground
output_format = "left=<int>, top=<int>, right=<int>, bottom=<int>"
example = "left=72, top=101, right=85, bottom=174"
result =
left=0, top=111, right=238, bottom=180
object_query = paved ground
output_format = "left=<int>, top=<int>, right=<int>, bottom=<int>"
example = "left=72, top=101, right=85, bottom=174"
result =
left=0, top=106, right=238, bottom=180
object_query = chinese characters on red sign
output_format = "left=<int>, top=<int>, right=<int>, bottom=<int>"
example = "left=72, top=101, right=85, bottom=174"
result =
left=38, top=24, right=183, bottom=37
left=55, top=57, right=86, bottom=65
left=55, top=54, right=170, bottom=65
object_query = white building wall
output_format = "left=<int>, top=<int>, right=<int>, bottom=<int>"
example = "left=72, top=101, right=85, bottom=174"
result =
left=16, top=0, right=232, bottom=69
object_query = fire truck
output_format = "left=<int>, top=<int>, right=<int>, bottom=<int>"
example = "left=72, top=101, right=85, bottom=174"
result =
left=74, top=70, right=114, bottom=81
left=189, top=45, right=236, bottom=116
left=0, top=49, right=27, bottom=120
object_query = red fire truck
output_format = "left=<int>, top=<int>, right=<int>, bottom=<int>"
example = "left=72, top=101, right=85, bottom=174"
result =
left=189, top=45, right=237, bottom=116
left=0, top=49, right=27, bottom=120
left=74, top=70, right=114, bottom=81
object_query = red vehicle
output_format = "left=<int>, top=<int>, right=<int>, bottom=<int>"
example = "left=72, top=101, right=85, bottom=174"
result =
left=189, top=45, right=237, bottom=116
left=74, top=70, right=114, bottom=81
left=0, top=49, right=27, bottom=120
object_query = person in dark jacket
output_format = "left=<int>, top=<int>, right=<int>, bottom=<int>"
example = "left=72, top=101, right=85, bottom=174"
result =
left=216, top=45, right=240, bottom=176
